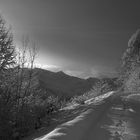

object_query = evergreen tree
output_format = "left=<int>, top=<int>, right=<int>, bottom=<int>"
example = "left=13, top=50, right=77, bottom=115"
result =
left=0, top=15, right=15, bottom=71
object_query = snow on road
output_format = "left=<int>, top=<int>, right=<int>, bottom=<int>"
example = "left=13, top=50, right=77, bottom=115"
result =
left=90, top=103, right=140, bottom=140
left=85, top=91, right=114, bottom=105
left=24, top=91, right=140, bottom=140
left=33, top=91, right=114, bottom=140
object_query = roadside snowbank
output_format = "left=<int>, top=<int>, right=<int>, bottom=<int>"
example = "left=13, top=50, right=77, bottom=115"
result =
left=35, top=91, right=113, bottom=140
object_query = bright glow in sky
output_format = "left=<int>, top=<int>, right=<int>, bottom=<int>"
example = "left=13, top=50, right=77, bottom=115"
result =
left=1, top=0, right=140, bottom=78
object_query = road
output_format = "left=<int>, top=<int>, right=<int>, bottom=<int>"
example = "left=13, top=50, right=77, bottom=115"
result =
left=25, top=93, right=140, bottom=140
left=82, top=103, right=140, bottom=140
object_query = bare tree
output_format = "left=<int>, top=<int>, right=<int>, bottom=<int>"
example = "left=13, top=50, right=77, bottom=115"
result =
left=15, top=37, right=38, bottom=106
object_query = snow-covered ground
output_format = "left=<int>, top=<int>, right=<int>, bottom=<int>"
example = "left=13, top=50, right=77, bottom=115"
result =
left=85, top=91, right=114, bottom=105
left=24, top=91, right=114, bottom=140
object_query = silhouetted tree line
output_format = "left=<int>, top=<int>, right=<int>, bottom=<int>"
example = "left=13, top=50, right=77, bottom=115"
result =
left=0, top=15, right=60, bottom=140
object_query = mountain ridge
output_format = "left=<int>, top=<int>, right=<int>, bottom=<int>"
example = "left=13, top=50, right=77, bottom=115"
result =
left=14, top=67, right=117, bottom=98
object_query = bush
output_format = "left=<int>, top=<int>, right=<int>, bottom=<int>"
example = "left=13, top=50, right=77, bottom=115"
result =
left=70, top=79, right=117, bottom=105
left=72, top=95, right=86, bottom=104
left=0, top=73, right=61, bottom=139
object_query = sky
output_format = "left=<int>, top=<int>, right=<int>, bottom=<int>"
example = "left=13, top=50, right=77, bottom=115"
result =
left=0, top=0, right=140, bottom=78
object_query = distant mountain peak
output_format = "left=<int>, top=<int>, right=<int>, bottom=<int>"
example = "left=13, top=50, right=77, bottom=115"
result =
left=56, top=71, right=66, bottom=75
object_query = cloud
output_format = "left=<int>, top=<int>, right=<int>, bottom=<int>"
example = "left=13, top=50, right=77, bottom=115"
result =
left=90, top=66, right=117, bottom=78
left=64, top=70, right=84, bottom=78
left=34, top=63, right=61, bottom=72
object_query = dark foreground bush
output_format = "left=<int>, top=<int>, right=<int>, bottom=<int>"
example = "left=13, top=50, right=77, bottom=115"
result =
left=0, top=87, right=60, bottom=139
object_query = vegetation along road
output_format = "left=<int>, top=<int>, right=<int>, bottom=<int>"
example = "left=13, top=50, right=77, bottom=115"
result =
left=23, top=92, right=140, bottom=140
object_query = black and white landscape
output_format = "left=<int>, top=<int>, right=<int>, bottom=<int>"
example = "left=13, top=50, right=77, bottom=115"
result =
left=0, top=0, right=140, bottom=140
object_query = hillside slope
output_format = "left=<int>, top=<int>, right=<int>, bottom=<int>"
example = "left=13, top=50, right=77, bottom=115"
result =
left=33, top=68, right=99, bottom=97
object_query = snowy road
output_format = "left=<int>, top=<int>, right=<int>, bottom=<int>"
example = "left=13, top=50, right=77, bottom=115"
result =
left=34, top=102, right=110, bottom=140
left=82, top=103, right=140, bottom=140
left=32, top=92, right=113, bottom=140
left=25, top=91, right=140, bottom=140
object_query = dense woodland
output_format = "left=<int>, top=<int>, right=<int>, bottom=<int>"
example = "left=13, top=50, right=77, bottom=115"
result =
left=0, top=15, right=139, bottom=139
left=0, top=16, right=61, bottom=139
